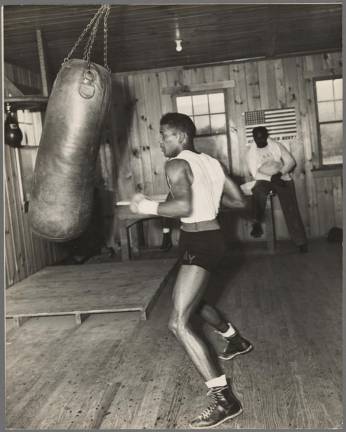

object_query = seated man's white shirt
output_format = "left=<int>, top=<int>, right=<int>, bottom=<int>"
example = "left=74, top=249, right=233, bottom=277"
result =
left=246, top=138, right=292, bottom=182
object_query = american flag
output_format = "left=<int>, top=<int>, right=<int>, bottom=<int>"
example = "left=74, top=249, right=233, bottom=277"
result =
left=244, top=108, right=297, bottom=144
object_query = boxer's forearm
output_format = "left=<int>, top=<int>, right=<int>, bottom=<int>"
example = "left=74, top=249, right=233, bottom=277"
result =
left=157, top=198, right=192, bottom=218
left=222, top=195, right=246, bottom=208
left=131, top=193, right=192, bottom=217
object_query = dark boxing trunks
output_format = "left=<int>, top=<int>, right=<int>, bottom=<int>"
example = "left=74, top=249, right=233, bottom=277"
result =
left=178, top=229, right=226, bottom=272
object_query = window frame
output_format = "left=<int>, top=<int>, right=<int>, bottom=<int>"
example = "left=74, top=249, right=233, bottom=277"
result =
left=173, top=89, right=232, bottom=172
left=313, top=75, right=343, bottom=168
left=174, top=89, right=229, bottom=138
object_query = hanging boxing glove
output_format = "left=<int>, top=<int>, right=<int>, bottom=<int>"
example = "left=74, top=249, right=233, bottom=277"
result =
left=5, top=104, right=23, bottom=148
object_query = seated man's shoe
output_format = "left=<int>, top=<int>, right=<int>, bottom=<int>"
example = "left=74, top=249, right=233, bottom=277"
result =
left=219, top=331, right=253, bottom=360
left=190, top=385, right=243, bottom=429
left=160, top=233, right=173, bottom=251
left=299, top=244, right=308, bottom=253
left=250, top=222, right=263, bottom=238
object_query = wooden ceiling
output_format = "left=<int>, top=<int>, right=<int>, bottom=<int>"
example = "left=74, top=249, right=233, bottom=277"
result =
left=4, top=4, right=342, bottom=75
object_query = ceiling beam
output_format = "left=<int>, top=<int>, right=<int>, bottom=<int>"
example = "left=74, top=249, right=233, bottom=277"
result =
left=36, top=29, right=51, bottom=96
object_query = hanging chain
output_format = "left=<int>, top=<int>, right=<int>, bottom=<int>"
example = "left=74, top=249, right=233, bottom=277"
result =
left=62, top=5, right=105, bottom=65
left=62, top=4, right=111, bottom=70
left=103, top=5, right=111, bottom=71
left=83, top=7, right=104, bottom=68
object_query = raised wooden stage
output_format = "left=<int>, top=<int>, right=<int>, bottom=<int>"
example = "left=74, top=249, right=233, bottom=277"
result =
left=6, top=259, right=176, bottom=324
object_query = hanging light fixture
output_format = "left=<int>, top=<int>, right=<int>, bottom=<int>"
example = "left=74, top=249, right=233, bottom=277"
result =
left=175, top=39, right=183, bottom=52
left=174, top=18, right=183, bottom=53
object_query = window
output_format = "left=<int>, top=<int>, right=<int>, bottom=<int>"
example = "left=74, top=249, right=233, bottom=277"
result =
left=175, top=91, right=230, bottom=170
left=315, top=77, right=343, bottom=166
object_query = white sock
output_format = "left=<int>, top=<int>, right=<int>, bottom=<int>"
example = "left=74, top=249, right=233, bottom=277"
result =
left=163, top=228, right=170, bottom=234
left=220, top=323, right=237, bottom=338
left=206, top=374, right=227, bottom=389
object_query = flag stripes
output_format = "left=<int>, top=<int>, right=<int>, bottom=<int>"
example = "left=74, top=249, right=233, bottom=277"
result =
left=244, top=108, right=297, bottom=140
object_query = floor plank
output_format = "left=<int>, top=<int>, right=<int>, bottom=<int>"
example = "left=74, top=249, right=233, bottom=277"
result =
left=5, top=240, right=342, bottom=429
left=6, top=313, right=139, bottom=429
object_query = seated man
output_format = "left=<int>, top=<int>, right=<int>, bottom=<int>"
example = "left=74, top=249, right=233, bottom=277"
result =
left=246, top=126, right=308, bottom=253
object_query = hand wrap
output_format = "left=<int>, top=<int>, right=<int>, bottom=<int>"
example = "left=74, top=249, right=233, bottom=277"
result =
left=137, top=198, right=159, bottom=215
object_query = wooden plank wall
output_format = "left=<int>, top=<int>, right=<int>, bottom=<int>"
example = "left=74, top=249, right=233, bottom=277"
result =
left=4, top=63, right=42, bottom=94
left=111, top=51, right=342, bottom=244
left=4, top=63, right=68, bottom=288
left=4, top=52, right=343, bottom=284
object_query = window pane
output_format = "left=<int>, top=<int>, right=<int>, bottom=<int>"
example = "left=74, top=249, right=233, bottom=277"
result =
left=176, top=96, right=193, bottom=115
left=335, top=101, right=343, bottom=121
left=316, top=80, right=334, bottom=101
left=318, top=101, right=336, bottom=122
left=320, top=122, right=343, bottom=165
left=333, top=78, right=343, bottom=100
left=194, top=115, right=210, bottom=135
left=194, top=134, right=229, bottom=170
left=192, top=94, right=209, bottom=115
left=208, top=92, right=225, bottom=113
left=210, top=114, right=226, bottom=133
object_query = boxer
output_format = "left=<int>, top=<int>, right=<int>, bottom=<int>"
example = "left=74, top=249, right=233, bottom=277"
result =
left=130, top=113, right=252, bottom=428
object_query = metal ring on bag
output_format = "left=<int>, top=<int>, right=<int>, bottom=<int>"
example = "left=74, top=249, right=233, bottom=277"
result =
left=83, top=69, right=94, bottom=83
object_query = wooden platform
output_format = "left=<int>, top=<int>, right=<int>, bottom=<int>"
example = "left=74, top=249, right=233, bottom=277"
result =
left=6, top=259, right=176, bottom=324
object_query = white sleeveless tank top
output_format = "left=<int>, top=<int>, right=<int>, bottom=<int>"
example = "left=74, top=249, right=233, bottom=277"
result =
left=171, top=150, right=225, bottom=223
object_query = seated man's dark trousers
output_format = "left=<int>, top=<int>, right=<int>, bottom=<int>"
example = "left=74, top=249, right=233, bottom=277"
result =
left=252, top=180, right=307, bottom=247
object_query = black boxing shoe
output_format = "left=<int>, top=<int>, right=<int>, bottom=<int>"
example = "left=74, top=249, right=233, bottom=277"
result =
left=189, top=384, right=243, bottom=429
left=299, top=244, right=308, bottom=253
left=250, top=222, right=263, bottom=238
left=219, top=331, right=253, bottom=360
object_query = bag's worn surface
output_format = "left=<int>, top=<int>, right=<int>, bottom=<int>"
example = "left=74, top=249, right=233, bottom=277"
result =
left=29, top=59, right=112, bottom=241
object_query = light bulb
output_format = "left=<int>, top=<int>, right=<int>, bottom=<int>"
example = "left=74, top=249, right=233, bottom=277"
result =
left=175, top=39, right=182, bottom=52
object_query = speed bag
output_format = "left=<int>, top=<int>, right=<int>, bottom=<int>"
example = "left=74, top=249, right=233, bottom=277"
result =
left=29, top=59, right=112, bottom=242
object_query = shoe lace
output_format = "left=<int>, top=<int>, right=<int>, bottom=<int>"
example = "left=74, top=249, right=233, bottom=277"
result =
left=198, top=389, right=222, bottom=420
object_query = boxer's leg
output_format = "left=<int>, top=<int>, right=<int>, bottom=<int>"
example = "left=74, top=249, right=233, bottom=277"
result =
left=168, top=264, right=219, bottom=380
left=168, top=265, right=242, bottom=428
left=198, top=301, right=253, bottom=360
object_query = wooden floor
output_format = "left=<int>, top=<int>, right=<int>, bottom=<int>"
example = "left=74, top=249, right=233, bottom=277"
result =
left=6, top=240, right=342, bottom=429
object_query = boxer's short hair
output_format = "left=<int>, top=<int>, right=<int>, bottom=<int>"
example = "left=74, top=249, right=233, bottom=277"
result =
left=160, top=112, right=196, bottom=141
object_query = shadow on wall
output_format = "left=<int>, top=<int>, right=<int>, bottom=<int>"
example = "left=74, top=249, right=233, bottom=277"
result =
left=110, top=78, right=137, bottom=192
left=58, top=79, right=138, bottom=265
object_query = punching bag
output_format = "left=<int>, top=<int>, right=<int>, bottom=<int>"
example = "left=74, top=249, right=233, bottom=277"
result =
left=29, top=59, right=112, bottom=241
